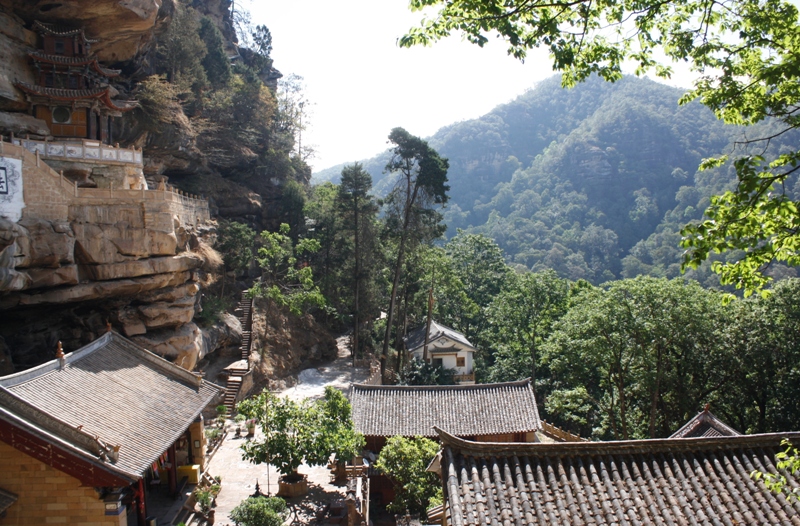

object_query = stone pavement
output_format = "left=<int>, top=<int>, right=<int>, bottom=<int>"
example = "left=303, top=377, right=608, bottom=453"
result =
left=207, top=336, right=371, bottom=525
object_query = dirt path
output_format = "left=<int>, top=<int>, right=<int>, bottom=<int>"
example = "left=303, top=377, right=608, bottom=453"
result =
left=207, top=335, right=370, bottom=525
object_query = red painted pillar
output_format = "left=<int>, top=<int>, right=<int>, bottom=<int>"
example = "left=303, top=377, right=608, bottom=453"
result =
left=136, top=479, right=147, bottom=525
left=168, top=443, right=178, bottom=496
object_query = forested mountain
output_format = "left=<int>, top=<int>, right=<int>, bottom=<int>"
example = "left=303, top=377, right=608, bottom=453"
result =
left=314, top=75, right=799, bottom=286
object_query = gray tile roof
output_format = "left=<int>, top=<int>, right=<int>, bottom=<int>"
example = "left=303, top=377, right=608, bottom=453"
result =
left=405, top=321, right=476, bottom=353
left=437, top=428, right=800, bottom=526
left=670, top=407, right=741, bottom=438
left=351, top=379, right=540, bottom=438
left=0, top=332, right=223, bottom=480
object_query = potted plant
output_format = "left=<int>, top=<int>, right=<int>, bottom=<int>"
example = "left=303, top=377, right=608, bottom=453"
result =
left=234, top=414, right=246, bottom=438
left=216, top=404, right=228, bottom=428
left=245, top=418, right=257, bottom=438
left=238, top=387, right=365, bottom=497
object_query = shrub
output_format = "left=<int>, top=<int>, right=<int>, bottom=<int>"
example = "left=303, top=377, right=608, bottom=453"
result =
left=376, top=435, right=442, bottom=516
left=229, top=496, right=286, bottom=526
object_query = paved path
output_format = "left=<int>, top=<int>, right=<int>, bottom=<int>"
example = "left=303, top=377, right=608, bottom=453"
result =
left=208, top=336, right=370, bottom=525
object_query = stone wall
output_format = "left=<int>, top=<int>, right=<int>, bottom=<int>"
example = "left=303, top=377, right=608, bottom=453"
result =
left=0, top=441, right=125, bottom=526
left=0, top=140, right=214, bottom=371
left=0, top=140, right=209, bottom=227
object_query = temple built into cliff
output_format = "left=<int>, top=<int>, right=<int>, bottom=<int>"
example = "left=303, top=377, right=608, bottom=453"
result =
left=14, top=21, right=136, bottom=144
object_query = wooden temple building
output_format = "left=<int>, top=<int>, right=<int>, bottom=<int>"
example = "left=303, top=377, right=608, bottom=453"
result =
left=350, top=379, right=543, bottom=451
left=14, top=21, right=136, bottom=144
left=0, top=331, right=223, bottom=525
left=351, top=379, right=545, bottom=506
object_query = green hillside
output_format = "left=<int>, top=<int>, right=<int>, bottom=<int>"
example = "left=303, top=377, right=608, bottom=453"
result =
left=314, top=75, right=799, bottom=285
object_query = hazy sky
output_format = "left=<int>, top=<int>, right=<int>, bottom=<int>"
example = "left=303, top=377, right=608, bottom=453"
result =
left=246, top=1, right=692, bottom=173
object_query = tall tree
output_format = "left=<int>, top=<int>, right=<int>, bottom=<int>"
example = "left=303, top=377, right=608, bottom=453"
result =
left=198, top=17, right=231, bottom=88
left=380, top=128, right=449, bottom=377
left=483, top=270, right=569, bottom=387
left=338, top=164, right=378, bottom=362
left=401, top=0, right=800, bottom=295
left=445, top=231, right=512, bottom=339
left=543, top=277, right=729, bottom=439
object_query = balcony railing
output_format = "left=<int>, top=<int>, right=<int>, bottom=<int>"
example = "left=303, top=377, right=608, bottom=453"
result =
left=454, top=373, right=475, bottom=384
left=11, top=136, right=143, bottom=166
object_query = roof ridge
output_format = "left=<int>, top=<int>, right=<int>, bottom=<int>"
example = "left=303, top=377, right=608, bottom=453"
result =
left=435, top=426, right=800, bottom=456
left=108, top=332, right=206, bottom=388
left=352, top=378, right=531, bottom=391
left=0, top=332, right=111, bottom=387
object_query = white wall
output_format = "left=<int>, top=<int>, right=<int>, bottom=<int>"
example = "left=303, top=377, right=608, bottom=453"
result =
left=411, top=336, right=474, bottom=374
left=0, top=156, right=24, bottom=222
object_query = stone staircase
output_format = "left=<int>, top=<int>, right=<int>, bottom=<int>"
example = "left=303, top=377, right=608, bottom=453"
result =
left=222, top=292, right=254, bottom=414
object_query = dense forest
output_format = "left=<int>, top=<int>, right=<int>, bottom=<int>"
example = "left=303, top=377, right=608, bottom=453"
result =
left=222, top=124, right=800, bottom=440
left=314, top=76, right=800, bottom=287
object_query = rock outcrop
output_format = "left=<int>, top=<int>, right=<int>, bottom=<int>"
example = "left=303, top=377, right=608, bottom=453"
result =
left=0, top=197, right=211, bottom=370
left=247, top=297, right=338, bottom=391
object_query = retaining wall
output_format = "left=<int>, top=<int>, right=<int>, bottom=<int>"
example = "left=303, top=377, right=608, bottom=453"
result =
left=0, top=140, right=209, bottom=228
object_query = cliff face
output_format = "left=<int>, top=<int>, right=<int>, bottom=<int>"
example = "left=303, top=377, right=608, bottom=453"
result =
left=0, top=140, right=217, bottom=372
left=0, top=0, right=323, bottom=376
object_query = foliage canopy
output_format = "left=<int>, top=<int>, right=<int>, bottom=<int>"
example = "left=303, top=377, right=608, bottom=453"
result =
left=238, top=386, right=364, bottom=477
left=375, top=435, right=442, bottom=516
left=229, top=496, right=287, bottom=526
left=401, top=0, right=800, bottom=295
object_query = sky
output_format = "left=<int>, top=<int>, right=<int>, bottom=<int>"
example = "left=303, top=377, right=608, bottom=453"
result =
left=246, top=1, right=694, bottom=173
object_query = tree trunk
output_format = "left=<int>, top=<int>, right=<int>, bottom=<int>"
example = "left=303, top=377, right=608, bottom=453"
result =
left=530, top=329, right=537, bottom=393
left=381, top=233, right=407, bottom=378
left=394, top=280, right=409, bottom=375
left=353, top=196, right=360, bottom=367
left=381, top=163, right=420, bottom=378
left=649, top=346, right=663, bottom=438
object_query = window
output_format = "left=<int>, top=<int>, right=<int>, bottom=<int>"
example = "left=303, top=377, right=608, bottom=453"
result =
left=54, top=39, right=65, bottom=55
left=52, top=106, right=72, bottom=124
left=456, top=357, right=465, bottom=367
left=433, top=358, right=443, bottom=368
left=0, top=167, right=8, bottom=195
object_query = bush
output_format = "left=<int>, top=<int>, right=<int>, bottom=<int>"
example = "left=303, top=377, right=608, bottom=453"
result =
left=196, top=295, right=230, bottom=327
left=399, top=358, right=455, bottom=386
left=229, top=496, right=286, bottom=526
left=376, top=435, right=442, bottom=516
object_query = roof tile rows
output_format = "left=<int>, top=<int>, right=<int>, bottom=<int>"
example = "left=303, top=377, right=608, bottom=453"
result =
left=439, top=429, right=800, bottom=526
left=0, top=332, right=222, bottom=479
left=351, top=379, right=540, bottom=438
left=28, top=51, right=122, bottom=76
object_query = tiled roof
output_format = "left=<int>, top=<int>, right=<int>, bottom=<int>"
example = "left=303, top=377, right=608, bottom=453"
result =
left=437, top=428, right=800, bottom=526
left=351, top=379, right=540, bottom=438
left=405, top=321, right=476, bottom=352
left=14, top=82, right=137, bottom=112
left=0, top=332, right=223, bottom=480
left=671, top=407, right=741, bottom=438
left=14, top=81, right=108, bottom=100
left=28, top=51, right=122, bottom=77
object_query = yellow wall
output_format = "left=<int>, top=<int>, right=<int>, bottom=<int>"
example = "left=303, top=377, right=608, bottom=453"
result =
left=0, top=441, right=124, bottom=526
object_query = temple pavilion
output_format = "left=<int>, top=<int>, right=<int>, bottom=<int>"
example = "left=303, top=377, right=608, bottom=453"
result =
left=14, top=21, right=136, bottom=144
left=0, top=331, right=223, bottom=525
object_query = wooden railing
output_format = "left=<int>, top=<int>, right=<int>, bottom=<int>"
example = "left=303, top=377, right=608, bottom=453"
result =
left=11, top=136, right=143, bottom=166
left=541, top=421, right=587, bottom=442
left=454, top=372, right=475, bottom=384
